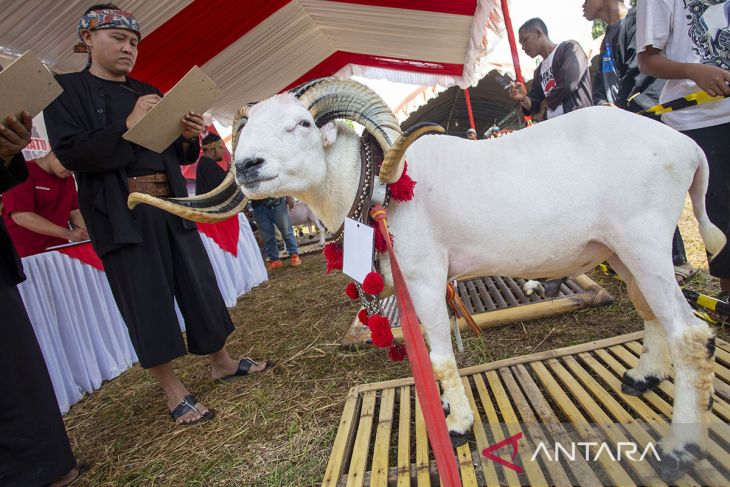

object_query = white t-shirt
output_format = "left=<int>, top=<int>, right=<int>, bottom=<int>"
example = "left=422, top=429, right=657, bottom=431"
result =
left=636, top=0, right=730, bottom=131
left=540, top=48, right=565, bottom=119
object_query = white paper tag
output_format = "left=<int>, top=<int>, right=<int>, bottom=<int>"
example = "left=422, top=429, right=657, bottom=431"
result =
left=343, top=217, right=375, bottom=284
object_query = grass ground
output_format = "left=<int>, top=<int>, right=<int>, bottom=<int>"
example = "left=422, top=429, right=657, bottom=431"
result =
left=64, top=199, right=728, bottom=486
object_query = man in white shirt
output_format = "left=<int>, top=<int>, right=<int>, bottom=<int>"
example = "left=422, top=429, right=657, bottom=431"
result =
left=637, top=0, right=730, bottom=300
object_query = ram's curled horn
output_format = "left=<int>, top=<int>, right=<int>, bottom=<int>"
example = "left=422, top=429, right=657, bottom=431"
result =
left=378, top=122, right=445, bottom=183
left=231, top=103, right=255, bottom=154
left=292, top=77, right=402, bottom=157
left=127, top=103, right=257, bottom=222
left=127, top=167, right=248, bottom=222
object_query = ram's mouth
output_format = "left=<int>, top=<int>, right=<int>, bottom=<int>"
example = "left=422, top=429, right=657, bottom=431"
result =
left=238, top=172, right=278, bottom=187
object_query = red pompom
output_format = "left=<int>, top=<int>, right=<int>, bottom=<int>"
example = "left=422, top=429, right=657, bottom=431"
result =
left=345, top=281, right=359, bottom=300
left=368, top=314, right=393, bottom=348
left=388, top=344, right=407, bottom=362
left=362, top=271, right=385, bottom=295
left=323, top=242, right=343, bottom=273
left=388, top=162, right=416, bottom=202
left=357, top=308, right=369, bottom=325
left=374, top=230, right=393, bottom=253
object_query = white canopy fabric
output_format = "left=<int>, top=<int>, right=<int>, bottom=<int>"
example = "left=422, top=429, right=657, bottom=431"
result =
left=0, top=1, right=505, bottom=124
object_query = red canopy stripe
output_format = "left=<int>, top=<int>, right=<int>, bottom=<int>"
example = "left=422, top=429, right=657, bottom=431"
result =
left=334, top=0, right=477, bottom=16
left=132, top=0, right=479, bottom=92
left=131, top=0, right=290, bottom=91
left=284, top=51, right=464, bottom=92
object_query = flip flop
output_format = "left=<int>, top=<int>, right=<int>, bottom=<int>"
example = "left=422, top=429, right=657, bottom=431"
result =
left=51, top=462, right=89, bottom=487
left=169, top=395, right=215, bottom=426
left=674, top=263, right=697, bottom=285
left=215, top=358, right=274, bottom=383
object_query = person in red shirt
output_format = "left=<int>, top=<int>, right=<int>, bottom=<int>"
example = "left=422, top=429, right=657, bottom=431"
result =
left=2, top=151, right=87, bottom=256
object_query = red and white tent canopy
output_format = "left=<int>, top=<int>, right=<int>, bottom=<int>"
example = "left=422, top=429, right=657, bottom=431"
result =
left=1, top=1, right=504, bottom=123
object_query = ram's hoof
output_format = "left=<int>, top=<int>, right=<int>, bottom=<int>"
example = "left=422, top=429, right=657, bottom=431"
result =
left=449, top=431, right=469, bottom=448
left=621, top=372, right=662, bottom=396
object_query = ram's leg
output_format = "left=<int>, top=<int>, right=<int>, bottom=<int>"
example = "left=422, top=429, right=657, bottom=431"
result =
left=610, top=244, right=714, bottom=483
left=606, top=256, right=672, bottom=395
left=407, top=274, right=473, bottom=447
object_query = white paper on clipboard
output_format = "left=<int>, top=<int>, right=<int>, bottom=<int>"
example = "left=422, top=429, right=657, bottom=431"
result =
left=342, top=217, right=375, bottom=284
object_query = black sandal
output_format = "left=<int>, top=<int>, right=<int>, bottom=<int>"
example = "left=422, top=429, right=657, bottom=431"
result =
left=169, top=395, right=215, bottom=426
left=215, top=358, right=274, bottom=383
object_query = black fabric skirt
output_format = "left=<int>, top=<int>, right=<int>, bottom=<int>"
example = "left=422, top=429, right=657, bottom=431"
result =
left=0, top=266, right=75, bottom=486
left=101, top=205, right=234, bottom=368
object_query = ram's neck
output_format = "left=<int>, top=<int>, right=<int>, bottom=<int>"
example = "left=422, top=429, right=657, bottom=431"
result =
left=298, top=126, right=361, bottom=233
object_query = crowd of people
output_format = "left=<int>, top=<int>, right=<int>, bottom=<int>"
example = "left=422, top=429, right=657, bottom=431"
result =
left=0, top=0, right=728, bottom=485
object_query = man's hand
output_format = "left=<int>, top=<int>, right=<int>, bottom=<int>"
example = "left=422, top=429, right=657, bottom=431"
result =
left=181, top=112, right=205, bottom=140
left=286, top=196, right=295, bottom=210
left=66, top=226, right=89, bottom=242
left=125, top=94, right=161, bottom=129
left=0, top=111, right=32, bottom=162
left=687, top=64, right=730, bottom=97
left=509, top=82, right=527, bottom=101
left=508, top=82, right=531, bottom=111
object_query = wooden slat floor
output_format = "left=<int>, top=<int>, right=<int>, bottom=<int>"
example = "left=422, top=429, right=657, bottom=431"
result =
left=323, top=332, right=730, bottom=486
left=342, top=275, right=613, bottom=347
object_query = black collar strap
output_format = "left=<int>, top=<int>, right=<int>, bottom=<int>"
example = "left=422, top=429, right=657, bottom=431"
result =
left=330, top=133, right=385, bottom=243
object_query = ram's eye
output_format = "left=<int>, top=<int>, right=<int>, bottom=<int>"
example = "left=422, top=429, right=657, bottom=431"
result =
left=299, top=120, right=311, bottom=128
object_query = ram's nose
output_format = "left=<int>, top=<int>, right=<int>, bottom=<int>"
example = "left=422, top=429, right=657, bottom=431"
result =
left=236, top=157, right=265, bottom=173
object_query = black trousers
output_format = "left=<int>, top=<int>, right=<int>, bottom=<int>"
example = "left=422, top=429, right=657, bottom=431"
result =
left=683, top=122, right=730, bottom=278
left=101, top=206, right=234, bottom=369
left=0, top=266, right=75, bottom=486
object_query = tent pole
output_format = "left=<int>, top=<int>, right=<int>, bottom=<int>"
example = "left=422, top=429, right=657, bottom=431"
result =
left=464, top=88, right=476, bottom=130
left=500, top=0, right=532, bottom=125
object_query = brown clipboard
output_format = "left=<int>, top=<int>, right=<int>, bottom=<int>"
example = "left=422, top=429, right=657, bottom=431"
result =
left=123, top=66, right=220, bottom=153
left=0, top=51, right=62, bottom=125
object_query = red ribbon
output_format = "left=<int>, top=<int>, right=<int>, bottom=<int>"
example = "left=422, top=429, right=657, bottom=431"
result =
left=369, top=205, right=461, bottom=486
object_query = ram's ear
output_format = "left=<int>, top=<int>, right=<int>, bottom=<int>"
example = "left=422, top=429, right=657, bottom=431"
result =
left=320, top=122, right=338, bottom=147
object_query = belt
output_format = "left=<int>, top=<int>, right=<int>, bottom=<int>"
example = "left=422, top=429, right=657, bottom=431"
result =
left=128, top=173, right=170, bottom=197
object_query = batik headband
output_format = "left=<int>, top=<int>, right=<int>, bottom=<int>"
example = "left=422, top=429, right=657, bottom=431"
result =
left=73, top=8, right=141, bottom=53
left=203, top=140, right=224, bottom=150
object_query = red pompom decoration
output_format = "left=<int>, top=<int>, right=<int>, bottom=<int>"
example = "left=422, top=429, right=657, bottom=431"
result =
left=374, top=230, right=393, bottom=253
left=362, top=271, right=385, bottom=295
left=368, top=314, right=393, bottom=348
left=357, top=309, right=369, bottom=325
left=323, top=242, right=343, bottom=273
left=388, top=162, right=416, bottom=202
left=345, top=281, right=359, bottom=300
left=388, top=344, right=407, bottom=362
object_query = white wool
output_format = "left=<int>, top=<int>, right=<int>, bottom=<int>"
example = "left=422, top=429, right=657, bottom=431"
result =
left=235, top=101, right=723, bottom=469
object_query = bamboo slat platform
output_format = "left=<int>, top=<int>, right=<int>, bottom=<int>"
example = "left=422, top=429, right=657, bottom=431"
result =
left=342, top=274, right=613, bottom=347
left=323, top=332, right=730, bottom=486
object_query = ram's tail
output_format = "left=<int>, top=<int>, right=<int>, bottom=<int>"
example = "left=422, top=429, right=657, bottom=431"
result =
left=689, top=147, right=726, bottom=260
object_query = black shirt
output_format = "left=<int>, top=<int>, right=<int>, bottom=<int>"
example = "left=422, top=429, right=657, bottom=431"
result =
left=93, top=75, right=166, bottom=176
left=195, top=156, right=227, bottom=195
left=44, top=69, right=200, bottom=257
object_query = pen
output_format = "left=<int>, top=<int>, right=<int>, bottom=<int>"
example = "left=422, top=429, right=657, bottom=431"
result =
left=120, top=84, right=144, bottom=96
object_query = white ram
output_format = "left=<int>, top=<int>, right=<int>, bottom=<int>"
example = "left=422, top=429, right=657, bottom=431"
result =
left=130, top=79, right=725, bottom=482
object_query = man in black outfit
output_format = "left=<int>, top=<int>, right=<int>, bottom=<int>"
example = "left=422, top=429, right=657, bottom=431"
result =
left=45, top=4, right=270, bottom=426
left=195, top=133, right=227, bottom=195
left=0, top=107, right=81, bottom=485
